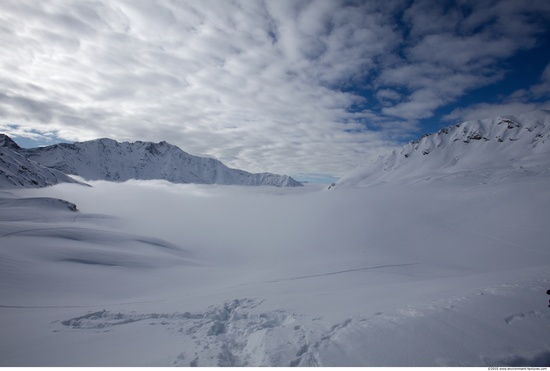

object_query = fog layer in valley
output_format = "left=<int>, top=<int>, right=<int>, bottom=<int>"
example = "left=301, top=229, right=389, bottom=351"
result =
left=1, top=175, right=549, bottom=366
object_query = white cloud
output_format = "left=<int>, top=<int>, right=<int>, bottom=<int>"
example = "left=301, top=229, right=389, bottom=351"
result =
left=376, top=89, right=401, bottom=102
left=0, top=0, right=549, bottom=177
left=379, top=0, right=550, bottom=121
left=443, top=102, right=548, bottom=122
left=444, top=62, right=550, bottom=122
left=1, top=0, right=408, bottom=177
left=530, top=63, right=550, bottom=98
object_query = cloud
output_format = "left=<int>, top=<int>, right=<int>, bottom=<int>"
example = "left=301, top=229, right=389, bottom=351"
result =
left=444, top=62, right=550, bottom=122
left=443, top=101, right=550, bottom=122
left=0, top=0, right=407, bottom=176
left=1, top=0, right=549, bottom=177
left=379, top=0, right=550, bottom=121
left=530, top=63, right=550, bottom=98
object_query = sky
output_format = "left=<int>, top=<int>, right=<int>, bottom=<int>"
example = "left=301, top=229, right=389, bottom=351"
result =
left=1, top=0, right=550, bottom=182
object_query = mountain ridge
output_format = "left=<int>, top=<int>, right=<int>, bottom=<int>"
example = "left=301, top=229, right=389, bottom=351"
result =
left=336, top=109, right=550, bottom=188
left=11, top=136, right=302, bottom=187
left=0, top=140, right=83, bottom=188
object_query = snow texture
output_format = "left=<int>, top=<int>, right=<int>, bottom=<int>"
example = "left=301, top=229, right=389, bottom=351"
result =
left=0, top=135, right=82, bottom=188
left=17, top=137, right=302, bottom=187
left=1, top=110, right=550, bottom=366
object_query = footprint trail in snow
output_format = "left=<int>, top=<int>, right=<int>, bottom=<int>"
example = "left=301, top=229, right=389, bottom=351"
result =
left=56, top=298, right=339, bottom=367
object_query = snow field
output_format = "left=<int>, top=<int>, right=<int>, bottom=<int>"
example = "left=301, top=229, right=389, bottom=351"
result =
left=1, top=174, right=550, bottom=366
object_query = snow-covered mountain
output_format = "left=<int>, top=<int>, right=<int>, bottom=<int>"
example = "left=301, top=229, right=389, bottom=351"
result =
left=17, top=138, right=302, bottom=187
left=0, top=134, right=82, bottom=188
left=0, top=134, right=21, bottom=151
left=336, top=110, right=550, bottom=188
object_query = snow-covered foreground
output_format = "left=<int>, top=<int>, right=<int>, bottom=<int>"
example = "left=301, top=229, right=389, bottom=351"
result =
left=1, top=176, right=550, bottom=366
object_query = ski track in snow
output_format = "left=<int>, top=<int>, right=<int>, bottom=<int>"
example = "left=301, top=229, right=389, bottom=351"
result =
left=0, top=299, right=167, bottom=309
left=261, top=263, right=419, bottom=283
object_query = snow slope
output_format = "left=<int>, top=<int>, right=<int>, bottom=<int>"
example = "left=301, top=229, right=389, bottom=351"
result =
left=0, top=135, right=82, bottom=188
left=0, top=134, right=21, bottom=151
left=1, top=175, right=549, bottom=366
left=18, top=137, right=302, bottom=187
left=337, top=110, right=550, bottom=188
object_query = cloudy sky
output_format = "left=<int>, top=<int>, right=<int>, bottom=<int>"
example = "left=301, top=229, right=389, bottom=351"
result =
left=1, top=0, right=550, bottom=181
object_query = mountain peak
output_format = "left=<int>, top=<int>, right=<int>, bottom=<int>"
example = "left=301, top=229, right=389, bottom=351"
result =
left=0, top=134, right=21, bottom=150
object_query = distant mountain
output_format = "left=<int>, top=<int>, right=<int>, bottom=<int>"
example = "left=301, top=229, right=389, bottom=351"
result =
left=0, top=135, right=82, bottom=188
left=17, top=137, right=302, bottom=187
left=336, top=110, right=550, bottom=188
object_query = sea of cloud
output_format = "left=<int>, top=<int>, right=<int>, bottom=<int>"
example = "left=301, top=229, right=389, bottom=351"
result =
left=2, top=174, right=550, bottom=366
